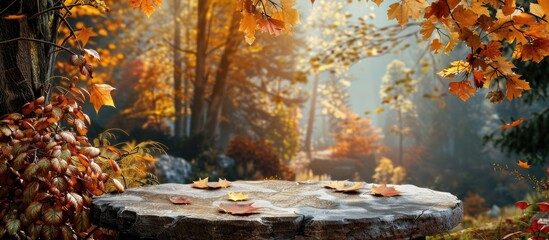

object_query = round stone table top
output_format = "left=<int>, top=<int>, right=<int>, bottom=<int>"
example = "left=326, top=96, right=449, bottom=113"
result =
left=91, top=180, right=462, bottom=240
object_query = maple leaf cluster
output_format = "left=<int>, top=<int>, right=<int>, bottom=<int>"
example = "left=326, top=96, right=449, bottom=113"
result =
left=415, top=0, right=548, bottom=102
left=236, top=0, right=300, bottom=44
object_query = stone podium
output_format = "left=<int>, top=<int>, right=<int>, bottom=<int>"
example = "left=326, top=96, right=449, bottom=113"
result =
left=91, top=181, right=462, bottom=239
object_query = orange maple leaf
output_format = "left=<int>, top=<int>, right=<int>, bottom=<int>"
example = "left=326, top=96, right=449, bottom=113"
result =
left=513, top=37, right=549, bottom=63
left=76, top=27, right=96, bottom=47
left=90, top=84, right=116, bottom=113
left=371, top=184, right=401, bottom=197
left=449, top=80, right=475, bottom=102
left=258, top=17, right=285, bottom=36
left=239, top=11, right=257, bottom=45
left=501, top=118, right=524, bottom=129
left=480, top=41, right=502, bottom=59
left=505, top=74, right=531, bottom=100
left=517, top=160, right=530, bottom=169
left=130, top=0, right=162, bottom=17
left=387, top=0, right=428, bottom=26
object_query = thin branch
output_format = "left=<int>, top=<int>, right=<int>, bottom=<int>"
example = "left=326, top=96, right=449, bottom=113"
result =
left=0, top=37, right=76, bottom=55
left=163, top=38, right=197, bottom=55
left=0, top=0, right=19, bottom=16
left=28, top=3, right=93, bottom=20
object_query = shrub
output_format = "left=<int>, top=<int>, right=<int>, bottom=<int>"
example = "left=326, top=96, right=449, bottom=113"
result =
left=0, top=96, right=114, bottom=239
left=226, top=135, right=290, bottom=180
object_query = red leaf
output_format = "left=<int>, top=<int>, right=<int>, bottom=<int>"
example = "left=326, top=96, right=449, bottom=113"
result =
left=169, top=196, right=191, bottom=205
left=515, top=201, right=531, bottom=210
left=538, top=202, right=549, bottom=212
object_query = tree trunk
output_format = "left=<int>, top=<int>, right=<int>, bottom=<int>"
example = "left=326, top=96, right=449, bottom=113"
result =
left=204, top=11, right=240, bottom=141
left=304, top=74, right=320, bottom=160
left=190, top=0, right=209, bottom=135
left=398, top=107, right=403, bottom=166
left=0, top=1, right=59, bottom=116
left=172, top=0, right=183, bottom=138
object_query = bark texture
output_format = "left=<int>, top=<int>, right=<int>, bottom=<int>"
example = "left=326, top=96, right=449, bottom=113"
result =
left=0, top=1, right=59, bottom=115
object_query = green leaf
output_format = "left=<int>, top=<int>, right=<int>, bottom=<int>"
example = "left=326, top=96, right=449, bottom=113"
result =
left=22, top=162, right=37, bottom=182
left=25, top=202, right=42, bottom=221
left=6, top=218, right=21, bottom=236
left=41, top=224, right=59, bottom=240
left=60, top=225, right=74, bottom=240
left=23, top=181, right=40, bottom=204
left=66, top=192, right=83, bottom=211
left=52, top=177, right=68, bottom=192
left=43, top=208, right=64, bottom=225
left=27, top=223, right=42, bottom=239
left=73, top=209, right=90, bottom=232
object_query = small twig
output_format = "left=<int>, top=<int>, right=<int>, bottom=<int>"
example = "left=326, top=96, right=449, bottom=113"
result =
left=0, top=37, right=77, bottom=55
left=28, top=3, right=93, bottom=20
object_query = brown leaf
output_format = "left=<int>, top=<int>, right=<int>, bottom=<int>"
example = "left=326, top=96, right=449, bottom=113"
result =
left=76, top=26, right=95, bottom=47
left=218, top=202, right=261, bottom=215
left=371, top=184, right=401, bottom=197
left=324, top=181, right=348, bottom=189
left=192, top=177, right=210, bottom=189
left=169, top=196, right=191, bottom=205
left=334, top=182, right=364, bottom=192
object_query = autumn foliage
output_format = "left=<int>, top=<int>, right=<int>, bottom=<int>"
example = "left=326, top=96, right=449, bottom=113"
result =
left=225, top=135, right=290, bottom=180
left=0, top=95, right=115, bottom=239
left=330, top=108, right=381, bottom=160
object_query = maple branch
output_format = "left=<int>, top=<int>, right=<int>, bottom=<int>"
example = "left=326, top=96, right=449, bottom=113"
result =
left=0, top=37, right=76, bottom=55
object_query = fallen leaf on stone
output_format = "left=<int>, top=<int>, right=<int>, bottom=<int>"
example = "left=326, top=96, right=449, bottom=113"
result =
left=169, top=196, right=191, bottom=205
left=371, top=184, right=401, bottom=197
left=227, top=192, right=248, bottom=202
left=211, top=178, right=232, bottom=189
left=228, top=192, right=249, bottom=201
left=324, top=181, right=348, bottom=190
left=334, top=182, right=364, bottom=192
left=218, top=202, right=261, bottom=215
left=192, top=177, right=232, bottom=189
left=192, top=177, right=210, bottom=189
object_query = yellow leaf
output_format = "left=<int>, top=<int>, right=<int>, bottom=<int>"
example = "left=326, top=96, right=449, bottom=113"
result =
left=211, top=179, right=232, bottom=189
left=90, top=84, right=116, bottom=113
left=374, top=107, right=385, bottom=114
left=517, top=160, right=530, bottom=169
left=130, top=0, right=162, bottom=17
left=438, top=61, right=470, bottom=78
left=239, top=11, right=257, bottom=45
left=228, top=192, right=249, bottom=201
left=387, top=0, right=428, bottom=26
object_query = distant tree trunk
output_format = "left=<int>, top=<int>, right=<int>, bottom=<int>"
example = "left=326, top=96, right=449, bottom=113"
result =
left=190, top=0, right=209, bottom=135
left=398, top=107, right=403, bottom=166
left=0, top=1, right=59, bottom=116
left=173, top=0, right=184, bottom=138
left=204, top=11, right=240, bottom=141
left=304, top=74, right=320, bottom=160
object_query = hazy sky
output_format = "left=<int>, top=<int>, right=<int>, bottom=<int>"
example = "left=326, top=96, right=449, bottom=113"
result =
left=296, top=1, right=417, bottom=128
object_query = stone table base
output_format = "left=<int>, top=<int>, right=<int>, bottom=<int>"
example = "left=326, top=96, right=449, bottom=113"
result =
left=91, top=180, right=462, bottom=239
